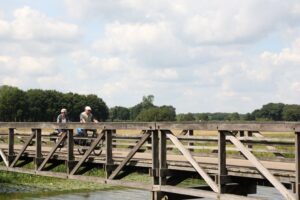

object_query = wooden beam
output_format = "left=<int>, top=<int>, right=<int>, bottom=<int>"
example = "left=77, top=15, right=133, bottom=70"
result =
left=228, top=134, right=295, bottom=200
left=152, top=130, right=159, bottom=185
left=167, top=132, right=219, bottom=193
left=105, top=130, right=113, bottom=179
left=0, top=122, right=155, bottom=130
left=218, top=131, right=227, bottom=193
left=0, top=149, right=8, bottom=167
left=157, top=121, right=300, bottom=132
left=67, top=129, right=74, bottom=174
left=1, top=121, right=300, bottom=131
left=8, top=128, right=14, bottom=165
left=157, top=185, right=261, bottom=200
left=35, top=129, right=42, bottom=170
left=10, top=131, right=36, bottom=167
left=37, top=132, right=67, bottom=171
left=70, top=130, right=104, bottom=175
left=159, top=130, right=167, bottom=185
left=108, top=131, right=151, bottom=180
left=296, top=132, right=300, bottom=200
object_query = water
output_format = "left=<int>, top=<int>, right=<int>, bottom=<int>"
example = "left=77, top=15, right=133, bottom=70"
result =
left=0, top=186, right=285, bottom=200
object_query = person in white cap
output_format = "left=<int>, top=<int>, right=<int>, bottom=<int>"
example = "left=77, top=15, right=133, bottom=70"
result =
left=57, top=108, right=69, bottom=123
left=51, top=108, right=69, bottom=143
left=80, top=106, right=98, bottom=123
left=77, top=106, right=98, bottom=137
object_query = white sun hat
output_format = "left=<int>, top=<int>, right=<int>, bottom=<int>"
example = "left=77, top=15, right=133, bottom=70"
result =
left=85, top=106, right=92, bottom=111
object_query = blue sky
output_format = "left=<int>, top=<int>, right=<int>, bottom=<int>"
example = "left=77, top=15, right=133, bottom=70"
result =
left=0, top=0, right=300, bottom=113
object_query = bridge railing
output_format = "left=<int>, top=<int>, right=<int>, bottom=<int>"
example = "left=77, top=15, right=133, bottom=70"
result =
left=0, top=122, right=299, bottom=200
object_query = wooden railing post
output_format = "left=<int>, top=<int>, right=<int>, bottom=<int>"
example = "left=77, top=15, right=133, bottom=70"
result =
left=152, top=130, right=159, bottom=185
left=105, top=130, right=113, bottom=179
left=218, top=130, right=227, bottom=193
left=188, top=130, right=194, bottom=152
left=159, top=129, right=167, bottom=185
left=8, top=128, right=15, bottom=166
left=67, top=129, right=75, bottom=174
left=35, top=129, right=42, bottom=170
left=153, top=128, right=167, bottom=200
left=296, top=132, right=300, bottom=200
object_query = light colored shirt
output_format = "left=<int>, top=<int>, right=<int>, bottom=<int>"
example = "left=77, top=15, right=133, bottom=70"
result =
left=80, top=112, right=94, bottom=123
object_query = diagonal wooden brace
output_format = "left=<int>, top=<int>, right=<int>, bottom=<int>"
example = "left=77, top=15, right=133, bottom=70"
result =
left=228, top=134, right=295, bottom=200
left=37, top=132, right=67, bottom=171
left=70, top=130, right=105, bottom=175
left=0, top=149, right=9, bottom=167
left=167, top=132, right=219, bottom=193
left=10, top=131, right=36, bottom=167
left=108, top=131, right=151, bottom=180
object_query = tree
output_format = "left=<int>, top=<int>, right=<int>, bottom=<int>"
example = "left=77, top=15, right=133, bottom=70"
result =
left=282, top=105, right=300, bottom=121
left=196, top=113, right=209, bottom=121
left=136, top=106, right=176, bottom=121
left=109, top=106, right=130, bottom=121
left=251, top=103, right=284, bottom=121
left=130, top=95, right=156, bottom=120
left=177, top=113, right=196, bottom=121
left=0, top=85, right=27, bottom=121
left=228, top=112, right=240, bottom=121
left=85, top=94, right=109, bottom=121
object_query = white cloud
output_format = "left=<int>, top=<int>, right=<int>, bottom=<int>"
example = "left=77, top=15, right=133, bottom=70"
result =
left=10, top=6, right=80, bottom=41
left=154, top=68, right=178, bottom=80
left=1, top=1, right=300, bottom=113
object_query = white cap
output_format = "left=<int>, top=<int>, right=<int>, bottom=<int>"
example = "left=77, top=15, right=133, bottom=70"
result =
left=61, top=108, right=67, bottom=113
left=85, top=106, right=92, bottom=111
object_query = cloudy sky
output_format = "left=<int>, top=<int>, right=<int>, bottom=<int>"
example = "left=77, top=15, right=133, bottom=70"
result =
left=0, top=0, right=300, bottom=113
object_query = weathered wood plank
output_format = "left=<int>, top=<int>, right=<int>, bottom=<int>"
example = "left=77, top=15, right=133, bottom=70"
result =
left=157, top=185, right=261, bottom=200
left=8, top=128, right=14, bottom=165
left=105, top=130, right=113, bottom=178
left=1, top=121, right=300, bottom=131
left=152, top=130, right=159, bottom=185
left=167, top=132, right=219, bottom=193
left=157, top=121, right=300, bottom=132
left=228, top=135, right=295, bottom=200
left=0, top=122, right=155, bottom=130
left=0, top=149, right=8, bottom=167
left=35, top=129, right=42, bottom=170
left=296, top=132, right=300, bottom=200
left=218, top=131, right=227, bottom=193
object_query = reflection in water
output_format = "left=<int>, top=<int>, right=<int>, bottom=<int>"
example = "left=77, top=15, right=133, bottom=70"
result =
left=0, top=186, right=286, bottom=200
left=30, top=189, right=150, bottom=200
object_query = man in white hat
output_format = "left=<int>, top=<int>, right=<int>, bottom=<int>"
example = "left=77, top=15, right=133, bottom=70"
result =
left=77, top=106, right=98, bottom=137
left=80, top=106, right=99, bottom=123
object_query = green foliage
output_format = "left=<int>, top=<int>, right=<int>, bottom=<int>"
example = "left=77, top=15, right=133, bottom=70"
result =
left=0, top=85, right=109, bottom=122
left=282, top=105, right=300, bottom=121
left=130, top=95, right=155, bottom=120
left=135, top=106, right=176, bottom=121
left=251, top=103, right=284, bottom=121
left=0, top=86, right=27, bottom=122
left=109, top=106, right=130, bottom=121
left=177, top=113, right=196, bottom=121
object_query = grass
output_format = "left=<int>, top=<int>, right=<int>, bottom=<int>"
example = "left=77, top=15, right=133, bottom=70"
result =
left=0, top=170, right=113, bottom=192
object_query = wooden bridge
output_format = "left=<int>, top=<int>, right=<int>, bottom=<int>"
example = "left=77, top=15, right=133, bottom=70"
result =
left=0, top=122, right=299, bottom=200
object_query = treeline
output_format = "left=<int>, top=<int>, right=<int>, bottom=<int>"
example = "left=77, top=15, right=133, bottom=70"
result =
left=177, top=103, right=300, bottom=122
left=0, top=85, right=109, bottom=122
left=1, top=85, right=300, bottom=122
left=109, top=95, right=176, bottom=121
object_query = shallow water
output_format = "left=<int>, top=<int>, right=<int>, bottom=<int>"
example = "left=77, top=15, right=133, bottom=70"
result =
left=0, top=186, right=286, bottom=200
